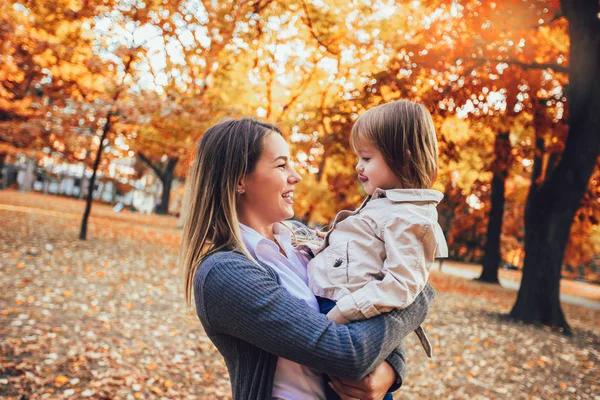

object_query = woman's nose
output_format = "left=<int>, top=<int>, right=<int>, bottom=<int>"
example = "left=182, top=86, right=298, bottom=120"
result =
left=289, top=168, right=302, bottom=184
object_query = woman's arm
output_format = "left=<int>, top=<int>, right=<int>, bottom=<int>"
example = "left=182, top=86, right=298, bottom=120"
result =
left=195, top=252, right=435, bottom=380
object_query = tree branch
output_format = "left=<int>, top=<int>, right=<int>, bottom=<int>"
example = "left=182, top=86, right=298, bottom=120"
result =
left=471, top=57, right=568, bottom=74
left=137, top=152, right=164, bottom=178
left=300, top=0, right=339, bottom=55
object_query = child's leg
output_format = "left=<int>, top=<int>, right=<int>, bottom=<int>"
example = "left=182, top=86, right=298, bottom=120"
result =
left=316, top=296, right=337, bottom=314
left=316, top=297, right=342, bottom=400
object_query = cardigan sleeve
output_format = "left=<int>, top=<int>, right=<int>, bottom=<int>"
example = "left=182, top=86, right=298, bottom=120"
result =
left=194, top=252, right=435, bottom=380
left=386, top=341, right=408, bottom=392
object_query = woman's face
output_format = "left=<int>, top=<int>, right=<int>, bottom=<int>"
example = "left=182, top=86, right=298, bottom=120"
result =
left=238, top=132, right=302, bottom=228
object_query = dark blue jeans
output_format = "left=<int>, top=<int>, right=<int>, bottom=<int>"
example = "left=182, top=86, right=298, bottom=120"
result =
left=317, top=297, right=394, bottom=400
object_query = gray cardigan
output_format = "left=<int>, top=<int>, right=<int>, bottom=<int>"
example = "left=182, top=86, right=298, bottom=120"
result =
left=193, top=251, right=435, bottom=400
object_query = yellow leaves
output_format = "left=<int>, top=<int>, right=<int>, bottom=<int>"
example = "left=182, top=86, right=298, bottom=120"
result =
left=151, top=386, right=163, bottom=395
left=32, top=49, right=58, bottom=68
left=55, top=375, right=69, bottom=387
left=522, top=361, right=534, bottom=369
left=66, top=0, right=84, bottom=13
left=64, top=290, right=72, bottom=297
left=439, top=116, right=471, bottom=143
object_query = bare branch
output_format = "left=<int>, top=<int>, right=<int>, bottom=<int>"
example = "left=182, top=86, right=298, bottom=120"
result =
left=137, top=152, right=164, bottom=178
left=300, top=0, right=339, bottom=55
left=471, top=57, right=568, bottom=74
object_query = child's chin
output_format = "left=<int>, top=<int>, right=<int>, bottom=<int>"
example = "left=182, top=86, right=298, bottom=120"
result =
left=362, top=184, right=374, bottom=196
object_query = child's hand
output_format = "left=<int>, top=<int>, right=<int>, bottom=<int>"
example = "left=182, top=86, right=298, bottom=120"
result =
left=326, top=306, right=350, bottom=325
left=314, top=229, right=328, bottom=239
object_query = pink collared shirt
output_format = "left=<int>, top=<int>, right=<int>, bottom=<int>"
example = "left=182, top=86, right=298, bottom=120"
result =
left=240, top=223, right=325, bottom=400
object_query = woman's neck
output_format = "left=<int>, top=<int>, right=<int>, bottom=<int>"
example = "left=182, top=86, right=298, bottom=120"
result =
left=239, top=215, right=276, bottom=241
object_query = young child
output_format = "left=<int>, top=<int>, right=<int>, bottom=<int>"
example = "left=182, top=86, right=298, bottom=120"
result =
left=306, top=100, right=448, bottom=384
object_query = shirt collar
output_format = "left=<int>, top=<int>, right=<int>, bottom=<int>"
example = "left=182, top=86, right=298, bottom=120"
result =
left=371, top=188, right=444, bottom=204
left=239, top=223, right=292, bottom=258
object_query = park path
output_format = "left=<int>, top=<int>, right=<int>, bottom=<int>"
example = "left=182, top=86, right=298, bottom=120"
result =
left=436, top=261, right=600, bottom=310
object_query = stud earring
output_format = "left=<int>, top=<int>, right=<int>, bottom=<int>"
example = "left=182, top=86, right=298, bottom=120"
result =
left=237, top=189, right=244, bottom=194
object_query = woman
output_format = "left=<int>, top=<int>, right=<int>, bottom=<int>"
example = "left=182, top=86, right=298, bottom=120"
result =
left=180, top=118, right=435, bottom=400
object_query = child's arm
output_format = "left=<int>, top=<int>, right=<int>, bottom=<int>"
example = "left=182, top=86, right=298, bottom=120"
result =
left=334, top=214, right=441, bottom=322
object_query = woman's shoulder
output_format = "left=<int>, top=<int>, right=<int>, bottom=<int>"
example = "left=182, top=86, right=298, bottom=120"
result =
left=201, top=250, right=248, bottom=267
left=195, top=250, right=277, bottom=287
left=197, top=251, right=252, bottom=278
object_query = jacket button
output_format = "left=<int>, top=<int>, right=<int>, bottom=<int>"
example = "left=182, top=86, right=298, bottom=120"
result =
left=333, top=258, right=343, bottom=268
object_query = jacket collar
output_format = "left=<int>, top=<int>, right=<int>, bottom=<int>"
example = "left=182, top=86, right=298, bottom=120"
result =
left=370, top=188, right=444, bottom=204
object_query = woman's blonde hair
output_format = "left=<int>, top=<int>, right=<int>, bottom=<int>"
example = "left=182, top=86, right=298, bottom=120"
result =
left=351, top=100, right=438, bottom=189
left=180, top=117, right=282, bottom=306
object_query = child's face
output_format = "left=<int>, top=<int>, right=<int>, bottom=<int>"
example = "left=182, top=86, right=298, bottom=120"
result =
left=354, top=141, right=402, bottom=195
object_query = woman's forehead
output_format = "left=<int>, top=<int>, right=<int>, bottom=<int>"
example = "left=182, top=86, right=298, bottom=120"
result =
left=261, top=132, right=289, bottom=159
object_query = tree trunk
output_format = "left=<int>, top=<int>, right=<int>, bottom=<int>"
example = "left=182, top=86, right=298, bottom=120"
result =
left=137, top=153, right=179, bottom=215
left=0, top=153, right=5, bottom=189
left=509, top=0, right=600, bottom=334
left=156, top=157, right=178, bottom=215
left=80, top=114, right=112, bottom=240
left=78, top=52, right=135, bottom=239
left=478, top=132, right=511, bottom=284
left=477, top=174, right=505, bottom=283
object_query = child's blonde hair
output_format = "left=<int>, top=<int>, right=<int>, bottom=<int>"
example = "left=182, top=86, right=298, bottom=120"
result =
left=351, top=100, right=439, bottom=189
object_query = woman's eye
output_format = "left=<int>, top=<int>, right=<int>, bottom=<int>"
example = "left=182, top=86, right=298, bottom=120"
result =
left=277, top=164, right=286, bottom=169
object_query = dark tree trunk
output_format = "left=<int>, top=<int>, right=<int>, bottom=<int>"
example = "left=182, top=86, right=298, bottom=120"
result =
left=79, top=52, right=134, bottom=240
left=137, top=153, right=179, bottom=215
left=478, top=132, right=511, bottom=284
left=0, top=153, right=5, bottom=189
left=156, top=157, right=178, bottom=215
left=509, top=0, right=600, bottom=334
left=80, top=113, right=113, bottom=240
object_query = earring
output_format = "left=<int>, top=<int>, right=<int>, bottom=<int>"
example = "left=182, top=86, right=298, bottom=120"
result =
left=237, top=189, right=244, bottom=194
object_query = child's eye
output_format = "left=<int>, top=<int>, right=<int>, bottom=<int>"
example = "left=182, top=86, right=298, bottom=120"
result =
left=362, top=157, right=371, bottom=162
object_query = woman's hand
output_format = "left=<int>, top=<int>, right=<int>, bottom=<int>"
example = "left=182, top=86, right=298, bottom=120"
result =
left=329, top=361, right=396, bottom=400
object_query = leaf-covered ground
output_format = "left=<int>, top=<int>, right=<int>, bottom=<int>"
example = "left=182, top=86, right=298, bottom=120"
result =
left=1, top=191, right=598, bottom=399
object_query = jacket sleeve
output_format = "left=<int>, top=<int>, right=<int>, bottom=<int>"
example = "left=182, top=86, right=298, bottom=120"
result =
left=195, top=253, right=435, bottom=380
left=336, top=214, right=438, bottom=321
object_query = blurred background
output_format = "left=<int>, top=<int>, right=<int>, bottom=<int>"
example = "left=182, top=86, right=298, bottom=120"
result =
left=1, top=0, right=598, bottom=399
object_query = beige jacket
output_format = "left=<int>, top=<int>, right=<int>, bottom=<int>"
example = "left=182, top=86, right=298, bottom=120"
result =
left=306, top=188, right=448, bottom=322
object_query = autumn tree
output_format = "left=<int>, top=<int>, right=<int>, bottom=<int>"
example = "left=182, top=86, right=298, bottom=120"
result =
left=509, top=0, right=599, bottom=333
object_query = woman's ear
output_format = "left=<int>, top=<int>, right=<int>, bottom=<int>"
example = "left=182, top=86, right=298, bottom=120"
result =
left=237, top=180, right=246, bottom=195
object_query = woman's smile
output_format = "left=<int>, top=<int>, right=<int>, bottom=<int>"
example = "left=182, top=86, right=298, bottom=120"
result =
left=282, top=190, right=294, bottom=204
